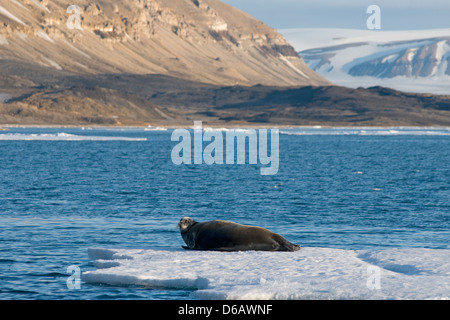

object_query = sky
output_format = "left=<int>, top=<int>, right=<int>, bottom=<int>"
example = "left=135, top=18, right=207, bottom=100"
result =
left=221, top=0, right=450, bottom=30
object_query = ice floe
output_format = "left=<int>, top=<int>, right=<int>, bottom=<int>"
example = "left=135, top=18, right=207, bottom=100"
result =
left=83, top=247, right=450, bottom=300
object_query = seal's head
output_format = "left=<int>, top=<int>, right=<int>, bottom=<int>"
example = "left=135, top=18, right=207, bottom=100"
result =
left=178, top=217, right=196, bottom=233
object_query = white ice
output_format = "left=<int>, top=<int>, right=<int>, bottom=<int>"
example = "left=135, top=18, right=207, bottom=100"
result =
left=0, top=133, right=147, bottom=141
left=83, top=247, right=450, bottom=300
left=280, top=28, right=450, bottom=95
left=279, top=128, right=450, bottom=136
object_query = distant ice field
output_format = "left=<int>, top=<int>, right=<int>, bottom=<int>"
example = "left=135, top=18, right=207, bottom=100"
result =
left=281, top=28, right=450, bottom=95
left=0, top=132, right=147, bottom=141
left=281, top=28, right=450, bottom=52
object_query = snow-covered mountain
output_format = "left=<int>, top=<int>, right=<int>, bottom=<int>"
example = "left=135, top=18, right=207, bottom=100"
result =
left=281, top=28, right=450, bottom=95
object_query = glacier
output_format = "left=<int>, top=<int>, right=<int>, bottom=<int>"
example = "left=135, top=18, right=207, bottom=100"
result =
left=281, top=28, right=450, bottom=95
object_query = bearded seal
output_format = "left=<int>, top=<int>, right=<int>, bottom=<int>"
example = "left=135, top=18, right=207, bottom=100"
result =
left=177, top=217, right=300, bottom=252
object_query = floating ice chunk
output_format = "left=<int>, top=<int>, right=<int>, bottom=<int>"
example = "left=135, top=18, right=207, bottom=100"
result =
left=83, top=247, right=450, bottom=300
left=0, top=133, right=147, bottom=141
left=279, top=128, right=450, bottom=136
left=144, top=125, right=168, bottom=131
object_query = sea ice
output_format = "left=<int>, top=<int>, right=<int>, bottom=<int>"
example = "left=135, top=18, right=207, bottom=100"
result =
left=0, top=133, right=147, bottom=141
left=279, top=128, right=450, bottom=136
left=83, top=247, right=450, bottom=300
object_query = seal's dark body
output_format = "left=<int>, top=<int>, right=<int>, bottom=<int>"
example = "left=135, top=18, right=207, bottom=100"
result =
left=179, top=219, right=300, bottom=252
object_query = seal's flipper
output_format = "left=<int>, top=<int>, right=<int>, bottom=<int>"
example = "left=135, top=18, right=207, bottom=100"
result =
left=277, top=239, right=301, bottom=251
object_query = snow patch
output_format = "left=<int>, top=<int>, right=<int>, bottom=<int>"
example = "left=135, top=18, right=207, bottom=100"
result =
left=63, top=40, right=92, bottom=59
left=0, top=5, right=25, bottom=25
left=30, top=0, right=50, bottom=13
left=406, top=48, right=418, bottom=62
left=280, top=56, right=310, bottom=80
left=381, top=54, right=398, bottom=64
left=37, top=30, right=54, bottom=43
left=0, top=93, right=12, bottom=103
left=42, top=57, right=62, bottom=70
left=0, top=35, right=8, bottom=45
left=210, top=21, right=228, bottom=32
left=15, top=31, right=28, bottom=41
left=11, top=0, right=30, bottom=12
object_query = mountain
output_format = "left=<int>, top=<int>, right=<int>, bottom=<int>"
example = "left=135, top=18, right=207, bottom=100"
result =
left=1, top=4, right=450, bottom=127
left=0, top=0, right=327, bottom=87
left=1, top=62, right=449, bottom=127
left=282, top=28, right=450, bottom=95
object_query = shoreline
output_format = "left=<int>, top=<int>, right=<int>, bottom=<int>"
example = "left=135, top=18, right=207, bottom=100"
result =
left=1, top=123, right=450, bottom=130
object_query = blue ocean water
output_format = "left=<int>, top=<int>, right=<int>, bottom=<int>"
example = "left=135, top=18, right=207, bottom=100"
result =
left=0, top=127, right=448, bottom=300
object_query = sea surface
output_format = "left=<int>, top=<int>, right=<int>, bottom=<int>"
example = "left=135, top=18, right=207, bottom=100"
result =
left=0, top=127, right=448, bottom=300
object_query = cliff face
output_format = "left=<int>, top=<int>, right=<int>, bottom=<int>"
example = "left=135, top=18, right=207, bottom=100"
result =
left=0, top=0, right=328, bottom=86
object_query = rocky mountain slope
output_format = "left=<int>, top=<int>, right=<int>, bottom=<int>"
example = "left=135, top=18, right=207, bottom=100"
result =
left=0, top=0, right=327, bottom=86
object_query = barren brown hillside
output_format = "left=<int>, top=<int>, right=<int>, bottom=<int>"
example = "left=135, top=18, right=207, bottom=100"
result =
left=0, top=0, right=328, bottom=86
